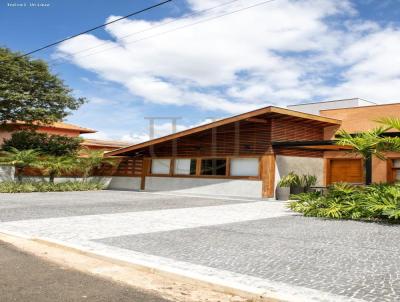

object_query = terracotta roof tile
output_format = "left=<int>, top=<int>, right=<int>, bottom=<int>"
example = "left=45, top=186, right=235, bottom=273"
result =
left=82, top=139, right=131, bottom=148
left=6, top=121, right=96, bottom=134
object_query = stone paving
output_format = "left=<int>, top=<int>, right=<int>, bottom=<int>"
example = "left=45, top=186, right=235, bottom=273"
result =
left=0, top=191, right=399, bottom=302
left=0, top=191, right=257, bottom=221
left=98, top=216, right=400, bottom=302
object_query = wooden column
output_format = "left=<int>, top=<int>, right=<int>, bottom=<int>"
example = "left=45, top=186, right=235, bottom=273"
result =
left=260, top=154, right=275, bottom=198
left=195, top=158, right=202, bottom=176
left=141, top=158, right=150, bottom=190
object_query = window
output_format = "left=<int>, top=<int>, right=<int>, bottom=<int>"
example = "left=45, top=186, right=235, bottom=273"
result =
left=392, top=159, right=400, bottom=181
left=230, top=158, right=259, bottom=176
left=201, top=159, right=226, bottom=176
left=151, top=159, right=171, bottom=174
left=174, top=159, right=196, bottom=175
left=396, top=170, right=400, bottom=181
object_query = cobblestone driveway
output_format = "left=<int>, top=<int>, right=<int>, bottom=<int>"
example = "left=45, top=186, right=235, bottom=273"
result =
left=0, top=191, right=399, bottom=302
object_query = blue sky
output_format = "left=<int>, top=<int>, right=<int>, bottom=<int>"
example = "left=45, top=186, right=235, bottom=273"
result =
left=1, top=0, right=400, bottom=142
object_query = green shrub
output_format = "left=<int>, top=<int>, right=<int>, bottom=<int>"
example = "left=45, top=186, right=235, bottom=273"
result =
left=3, top=131, right=82, bottom=156
left=278, top=172, right=301, bottom=187
left=279, top=172, right=317, bottom=193
left=288, top=182, right=400, bottom=221
left=0, top=181, right=104, bottom=193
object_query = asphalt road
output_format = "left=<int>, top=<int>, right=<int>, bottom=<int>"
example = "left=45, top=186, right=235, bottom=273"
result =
left=0, top=241, right=170, bottom=302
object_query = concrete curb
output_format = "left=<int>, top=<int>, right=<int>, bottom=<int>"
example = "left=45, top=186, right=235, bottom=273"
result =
left=0, top=231, right=277, bottom=302
left=0, top=230, right=365, bottom=302
left=49, top=241, right=284, bottom=300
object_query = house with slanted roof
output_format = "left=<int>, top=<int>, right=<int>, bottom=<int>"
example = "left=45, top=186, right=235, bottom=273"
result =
left=104, top=99, right=400, bottom=198
left=0, top=121, right=130, bottom=151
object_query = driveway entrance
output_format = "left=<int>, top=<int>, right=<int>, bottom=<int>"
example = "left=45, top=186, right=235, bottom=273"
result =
left=0, top=191, right=399, bottom=302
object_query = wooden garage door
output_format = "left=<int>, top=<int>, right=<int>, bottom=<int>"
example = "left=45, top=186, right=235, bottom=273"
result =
left=328, top=159, right=363, bottom=184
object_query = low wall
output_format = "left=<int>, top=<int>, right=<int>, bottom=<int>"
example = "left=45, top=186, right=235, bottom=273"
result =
left=17, top=176, right=112, bottom=185
left=275, top=155, right=324, bottom=186
left=144, top=176, right=263, bottom=198
left=107, top=176, right=141, bottom=190
left=10, top=176, right=141, bottom=191
left=0, top=166, right=14, bottom=181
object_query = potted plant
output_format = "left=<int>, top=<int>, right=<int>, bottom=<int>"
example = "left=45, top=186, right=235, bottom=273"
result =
left=301, top=174, right=317, bottom=193
left=277, top=172, right=318, bottom=200
left=277, top=172, right=299, bottom=200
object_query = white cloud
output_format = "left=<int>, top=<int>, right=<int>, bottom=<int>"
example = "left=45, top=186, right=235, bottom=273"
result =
left=57, top=0, right=400, bottom=118
left=89, top=96, right=118, bottom=105
left=120, top=133, right=149, bottom=144
left=81, top=131, right=112, bottom=141
left=119, top=118, right=219, bottom=144
left=324, top=27, right=400, bottom=102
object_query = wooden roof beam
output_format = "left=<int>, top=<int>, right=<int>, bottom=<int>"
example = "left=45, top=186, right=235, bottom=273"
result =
left=245, top=117, right=268, bottom=124
left=106, top=106, right=341, bottom=156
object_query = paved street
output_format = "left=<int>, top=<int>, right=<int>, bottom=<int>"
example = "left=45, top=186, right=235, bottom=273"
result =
left=0, top=191, right=399, bottom=302
left=0, top=241, right=169, bottom=302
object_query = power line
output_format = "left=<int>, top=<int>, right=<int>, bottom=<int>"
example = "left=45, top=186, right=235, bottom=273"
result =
left=16, top=0, right=172, bottom=58
left=54, top=0, right=277, bottom=66
left=59, top=0, right=244, bottom=60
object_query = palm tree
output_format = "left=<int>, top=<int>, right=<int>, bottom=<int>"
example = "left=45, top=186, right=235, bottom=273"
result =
left=336, top=125, right=400, bottom=184
left=77, top=149, right=119, bottom=180
left=0, top=148, right=41, bottom=182
left=377, top=117, right=400, bottom=131
left=335, top=127, right=389, bottom=160
left=36, top=155, right=78, bottom=183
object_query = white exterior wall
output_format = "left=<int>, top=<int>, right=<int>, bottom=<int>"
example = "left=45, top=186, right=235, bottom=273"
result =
left=107, top=176, right=141, bottom=190
left=145, top=176, right=263, bottom=198
left=287, top=98, right=376, bottom=115
left=275, top=155, right=324, bottom=186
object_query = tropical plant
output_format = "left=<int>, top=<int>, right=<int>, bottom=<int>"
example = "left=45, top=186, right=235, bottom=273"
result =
left=300, top=174, right=317, bottom=192
left=335, top=125, right=400, bottom=184
left=0, top=148, right=41, bottom=182
left=0, top=180, right=104, bottom=193
left=77, top=149, right=119, bottom=180
left=278, top=172, right=301, bottom=187
left=335, top=127, right=390, bottom=160
left=288, top=182, right=400, bottom=221
left=2, top=131, right=83, bottom=156
left=36, top=155, right=78, bottom=183
left=278, top=172, right=317, bottom=193
left=377, top=117, right=400, bottom=131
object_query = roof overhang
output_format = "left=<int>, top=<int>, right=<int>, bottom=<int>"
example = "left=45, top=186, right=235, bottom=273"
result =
left=2, top=121, right=96, bottom=134
left=272, top=140, right=352, bottom=151
left=106, top=106, right=342, bottom=157
left=81, top=139, right=130, bottom=148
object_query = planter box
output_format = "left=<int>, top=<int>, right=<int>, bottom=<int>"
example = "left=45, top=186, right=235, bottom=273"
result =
left=290, top=186, right=304, bottom=195
left=276, top=186, right=290, bottom=201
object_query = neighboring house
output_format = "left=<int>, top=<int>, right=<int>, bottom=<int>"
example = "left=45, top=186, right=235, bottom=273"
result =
left=0, top=121, right=129, bottom=151
left=80, top=139, right=131, bottom=151
left=105, top=99, right=400, bottom=198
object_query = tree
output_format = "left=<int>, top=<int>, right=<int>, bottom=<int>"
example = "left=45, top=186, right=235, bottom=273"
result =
left=378, top=117, right=400, bottom=132
left=335, top=123, right=400, bottom=185
left=0, top=148, right=41, bottom=182
left=335, top=127, right=390, bottom=160
left=78, top=149, right=119, bottom=180
left=0, top=47, right=85, bottom=125
left=2, top=131, right=82, bottom=156
left=36, top=155, right=78, bottom=183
